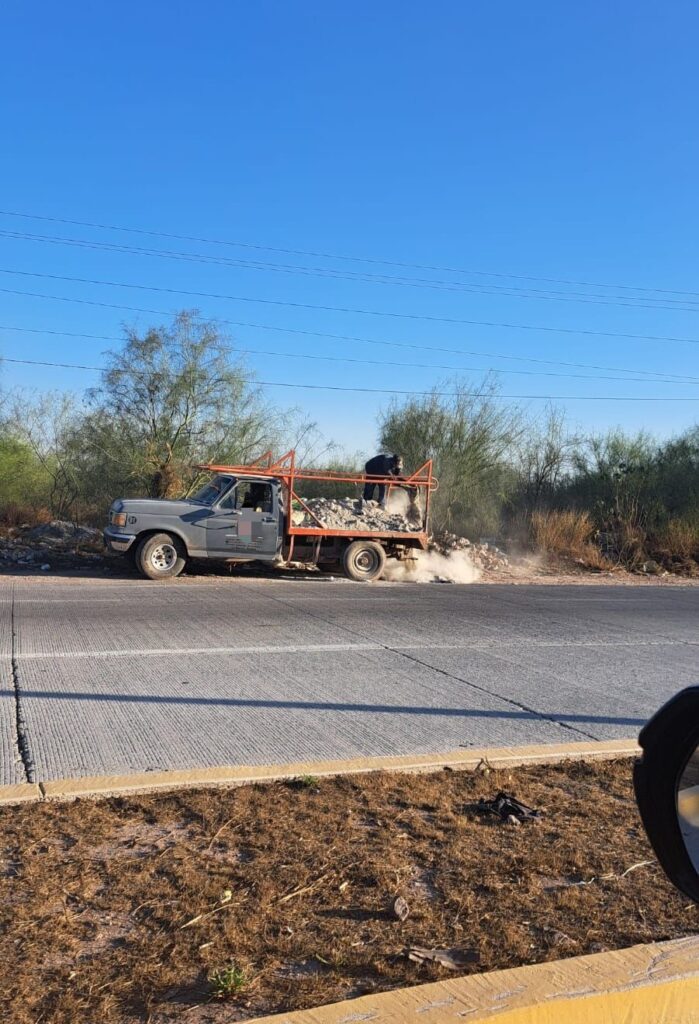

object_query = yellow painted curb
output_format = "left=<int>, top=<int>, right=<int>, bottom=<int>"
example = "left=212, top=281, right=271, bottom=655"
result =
left=0, top=782, right=42, bottom=806
left=34, top=738, right=639, bottom=802
left=251, top=935, right=699, bottom=1024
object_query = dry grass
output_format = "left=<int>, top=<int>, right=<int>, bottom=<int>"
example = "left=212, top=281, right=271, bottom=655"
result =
left=530, top=510, right=610, bottom=570
left=662, top=518, right=699, bottom=559
left=0, top=503, right=52, bottom=528
left=1, top=761, right=697, bottom=1023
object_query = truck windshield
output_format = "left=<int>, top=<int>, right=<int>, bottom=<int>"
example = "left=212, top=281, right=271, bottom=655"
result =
left=190, top=475, right=235, bottom=505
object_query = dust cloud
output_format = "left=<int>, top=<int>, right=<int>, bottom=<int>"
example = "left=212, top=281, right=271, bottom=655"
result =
left=385, top=489, right=411, bottom=514
left=385, top=486, right=423, bottom=527
left=383, top=487, right=480, bottom=582
left=384, top=549, right=482, bottom=584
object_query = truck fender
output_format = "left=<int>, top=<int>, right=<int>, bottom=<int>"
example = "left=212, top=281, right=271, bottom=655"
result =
left=133, top=526, right=192, bottom=557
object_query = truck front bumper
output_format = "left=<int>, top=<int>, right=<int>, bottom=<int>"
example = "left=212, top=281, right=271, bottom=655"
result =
left=103, top=527, right=137, bottom=554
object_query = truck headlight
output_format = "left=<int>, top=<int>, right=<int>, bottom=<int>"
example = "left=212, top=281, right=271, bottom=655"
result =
left=111, top=512, right=127, bottom=527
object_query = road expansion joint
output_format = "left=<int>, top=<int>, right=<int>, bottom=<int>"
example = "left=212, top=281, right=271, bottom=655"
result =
left=245, top=584, right=596, bottom=741
left=10, top=585, right=35, bottom=784
left=391, top=647, right=598, bottom=741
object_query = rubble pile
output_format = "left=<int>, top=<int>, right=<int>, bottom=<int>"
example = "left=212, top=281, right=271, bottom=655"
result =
left=294, top=497, right=422, bottom=533
left=0, top=520, right=103, bottom=570
left=431, top=531, right=510, bottom=572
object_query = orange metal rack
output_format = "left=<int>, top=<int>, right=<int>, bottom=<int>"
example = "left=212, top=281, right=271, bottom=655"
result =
left=196, top=450, right=437, bottom=558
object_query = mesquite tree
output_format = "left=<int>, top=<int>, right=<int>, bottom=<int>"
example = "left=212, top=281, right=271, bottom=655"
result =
left=84, top=311, right=273, bottom=498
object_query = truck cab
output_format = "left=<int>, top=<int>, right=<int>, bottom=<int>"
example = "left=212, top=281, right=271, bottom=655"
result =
left=104, top=473, right=284, bottom=579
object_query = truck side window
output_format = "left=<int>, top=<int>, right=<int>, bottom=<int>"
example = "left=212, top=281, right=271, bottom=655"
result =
left=234, top=482, right=273, bottom=512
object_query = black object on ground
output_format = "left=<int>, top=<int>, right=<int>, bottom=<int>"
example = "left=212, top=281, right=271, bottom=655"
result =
left=478, top=791, right=542, bottom=822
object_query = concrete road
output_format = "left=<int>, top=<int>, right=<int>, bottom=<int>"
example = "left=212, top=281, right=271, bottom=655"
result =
left=1, top=574, right=698, bottom=784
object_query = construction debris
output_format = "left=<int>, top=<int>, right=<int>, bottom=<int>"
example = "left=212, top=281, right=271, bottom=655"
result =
left=290, top=504, right=511, bottom=577
left=0, top=520, right=103, bottom=569
left=431, top=532, right=510, bottom=572
left=25, top=521, right=101, bottom=545
left=294, top=497, right=422, bottom=533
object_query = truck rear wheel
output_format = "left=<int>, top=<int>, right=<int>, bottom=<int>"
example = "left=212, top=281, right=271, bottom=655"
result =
left=342, top=540, right=386, bottom=582
left=136, top=532, right=186, bottom=580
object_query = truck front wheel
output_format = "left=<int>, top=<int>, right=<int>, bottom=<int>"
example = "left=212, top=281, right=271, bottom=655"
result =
left=342, top=540, right=386, bottom=582
left=135, top=533, right=186, bottom=580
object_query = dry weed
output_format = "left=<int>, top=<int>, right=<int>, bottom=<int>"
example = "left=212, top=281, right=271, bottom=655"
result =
left=0, top=503, right=52, bottom=528
left=657, top=518, right=699, bottom=561
left=530, top=510, right=610, bottom=569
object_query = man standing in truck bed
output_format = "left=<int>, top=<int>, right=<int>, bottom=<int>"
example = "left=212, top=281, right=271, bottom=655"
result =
left=363, top=453, right=403, bottom=505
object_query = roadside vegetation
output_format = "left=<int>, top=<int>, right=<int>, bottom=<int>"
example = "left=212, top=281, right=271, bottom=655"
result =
left=1, top=310, right=697, bottom=575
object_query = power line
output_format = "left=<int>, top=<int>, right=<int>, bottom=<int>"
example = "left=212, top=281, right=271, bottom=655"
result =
left=2, top=228, right=698, bottom=313
left=1, top=323, right=699, bottom=385
left=2, top=356, right=697, bottom=401
left=2, top=269, right=699, bottom=343
left=2, top=292, right=699, bottom=384
left=1, top=322, right=698, bottom=385
left=1, top=207, right=697, bottom=300
left=0, top=324, right=119, bottom=343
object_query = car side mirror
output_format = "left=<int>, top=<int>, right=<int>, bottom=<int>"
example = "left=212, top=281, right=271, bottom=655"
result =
left=634, top=686, right=699, bottom=903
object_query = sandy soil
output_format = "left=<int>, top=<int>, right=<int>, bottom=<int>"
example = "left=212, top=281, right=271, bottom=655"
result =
left=2, top=760, right=697, bottom=1023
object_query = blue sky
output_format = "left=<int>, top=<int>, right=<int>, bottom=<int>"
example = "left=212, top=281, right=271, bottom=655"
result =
left=1, top=1, right=698, bottom=457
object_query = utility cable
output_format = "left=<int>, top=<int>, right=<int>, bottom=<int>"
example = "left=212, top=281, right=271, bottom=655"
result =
left=2, top=269, right=699, bottom=341
left=2, top=357, right=697, bottom=401
left=1, top=324, right=697, bottom=385
left=2, top=291, right=699, bottom=381
left=1, top=207, right=697, bottom=299
left=1, top=228, right=697, bottom=312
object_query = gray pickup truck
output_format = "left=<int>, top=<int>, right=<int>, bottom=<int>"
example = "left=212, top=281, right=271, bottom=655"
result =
left=104, top=471, right=428, bottom=582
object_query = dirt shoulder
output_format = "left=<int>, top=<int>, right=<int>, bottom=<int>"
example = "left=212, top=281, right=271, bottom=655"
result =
left=1, top=517, right=697, bottom=585
left=478, top=560, right=699, bottom=586
left=2, top=760, right=697, bottom=1023
left=2, top=560, right=698, bottom=587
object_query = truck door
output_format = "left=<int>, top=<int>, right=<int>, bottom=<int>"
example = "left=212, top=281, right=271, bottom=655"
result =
left=205, top=480, right=279, bottom=559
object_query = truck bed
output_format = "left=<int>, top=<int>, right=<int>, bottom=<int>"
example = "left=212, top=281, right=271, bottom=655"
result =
left=288, top=524, right=429, bottom=547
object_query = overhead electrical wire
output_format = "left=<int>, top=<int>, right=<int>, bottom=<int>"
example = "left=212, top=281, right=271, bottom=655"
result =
left=1, top=324, right=696, bottom=385
left=2, top=269, right=699, bottom=343
left=1, top=292, right=699, bottom=387
left=1, top=228, right=698, bottom=313
left=1, top=292, right=698, bottom=386
left=2, top=212, right=695, bottom=405
left=1, top=356, right=697, bottom=401
left=1, top=207, right=698, bottom=299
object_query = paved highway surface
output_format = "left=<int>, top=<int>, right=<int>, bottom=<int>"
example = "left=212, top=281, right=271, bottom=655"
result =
left=1, top=575, right=698, bottom=784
